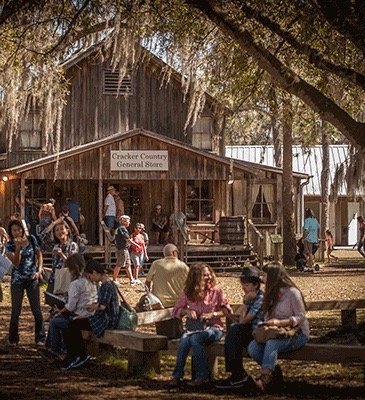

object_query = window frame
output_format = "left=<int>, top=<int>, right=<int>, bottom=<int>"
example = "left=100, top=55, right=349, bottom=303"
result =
left=18, top=111, right=43, bottom=151
left=185, top=180, right=214, bottom=222
left=252, top=185, right=272, bottom=223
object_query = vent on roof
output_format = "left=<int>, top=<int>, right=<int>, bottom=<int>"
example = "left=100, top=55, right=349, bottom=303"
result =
left=103, top=69, right=132, bottom=95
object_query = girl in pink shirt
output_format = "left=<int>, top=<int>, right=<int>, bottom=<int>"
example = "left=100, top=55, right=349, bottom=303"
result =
left=168, top=263, right=233, bottom=388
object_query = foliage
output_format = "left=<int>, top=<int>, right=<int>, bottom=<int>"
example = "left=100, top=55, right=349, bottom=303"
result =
left=1, top=0, right=365, bottom=157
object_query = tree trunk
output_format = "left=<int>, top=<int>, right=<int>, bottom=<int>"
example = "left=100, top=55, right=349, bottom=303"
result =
left=268, top=85, right=282, bottom=167
left=320, top=118, right=330, bottom=260
left=281, top=93, right=296, bottom=265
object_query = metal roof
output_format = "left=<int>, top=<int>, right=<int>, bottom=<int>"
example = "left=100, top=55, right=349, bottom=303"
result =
left=225, top=145, right=351, bottom=195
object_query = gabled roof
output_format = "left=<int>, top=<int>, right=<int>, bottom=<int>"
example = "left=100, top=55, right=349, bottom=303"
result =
left=3, top=129, right=257, bottom=175
left=2, top=130, right=306, bottom=179
left=226, top=145, right=350, bottom=195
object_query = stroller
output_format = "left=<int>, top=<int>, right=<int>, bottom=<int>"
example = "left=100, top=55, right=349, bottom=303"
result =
left=295, top=237, right=320, bottom=272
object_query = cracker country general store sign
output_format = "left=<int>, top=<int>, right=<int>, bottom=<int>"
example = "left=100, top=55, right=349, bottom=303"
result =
left=110, top=150, right=169, bottom=171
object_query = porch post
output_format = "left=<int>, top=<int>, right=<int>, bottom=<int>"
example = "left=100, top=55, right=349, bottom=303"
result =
left=173, top=180, right=179, bottom=244
left=20, top=177, right=25, bottom=220
left=98, top=148, right=103, bottom=246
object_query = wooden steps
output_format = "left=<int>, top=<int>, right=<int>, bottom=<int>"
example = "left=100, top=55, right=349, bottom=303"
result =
left=42, top=243, right=258, bottom=273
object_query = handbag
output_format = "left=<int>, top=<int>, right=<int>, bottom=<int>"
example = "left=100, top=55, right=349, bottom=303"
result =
left=53, top=268, right=72, bottom=295
left=0, top=254, right=13, bottom=280
left=135, top=285, right=164, bottom=312
left=115, top=285, right=138, bottom=331
left=185, top=318, right=207, bottom=332
left=253, top=324, right=300, bottom=344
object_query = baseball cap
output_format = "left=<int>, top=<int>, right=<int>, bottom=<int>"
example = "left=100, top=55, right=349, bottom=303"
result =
left=240, top=266, right=261, bottom=281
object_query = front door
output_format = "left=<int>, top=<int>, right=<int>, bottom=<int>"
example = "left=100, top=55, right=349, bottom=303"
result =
left=347, top=202, right=359, bottom=246
left=120, top=183, right=143, bottom=227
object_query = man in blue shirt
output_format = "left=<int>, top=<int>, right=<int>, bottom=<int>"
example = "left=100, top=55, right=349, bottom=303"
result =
left=303, top=208, right=320, bottom=269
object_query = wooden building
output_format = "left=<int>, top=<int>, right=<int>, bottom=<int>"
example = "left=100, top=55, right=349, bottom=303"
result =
left=0, top=130, right=307, bottom=257
left=0, top=42, right=308, bottom=258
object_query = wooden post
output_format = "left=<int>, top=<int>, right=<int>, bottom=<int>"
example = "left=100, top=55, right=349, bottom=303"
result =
left=98, top=148, right=103, bottom=246
left=127, top=350, right=161, bottom=374
left=174, top=180, right=179, bottom=246
left=20, top=177, right=25, bottom=220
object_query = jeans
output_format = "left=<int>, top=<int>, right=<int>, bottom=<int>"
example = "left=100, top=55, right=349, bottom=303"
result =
left=45, top=315, right=71, bottom=353
left=224, top=323, right=253, bottom=378
left=9, top=280, right=45, bottom=344
left=173, top=327, right=223, bottom=380
left=247, top=332, right=309, bottom=371
left=104, top=216, right=116, bottom=229
left=63, top=317, right=91, bottom=359
left=357, top=240, right=365, bottom=257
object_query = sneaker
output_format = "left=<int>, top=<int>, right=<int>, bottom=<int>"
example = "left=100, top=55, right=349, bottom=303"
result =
left=215, top=376, right=249, bottom=389
left=71, top=355, right=91, bottom=369
left=113, top=280, right=121, bottom=287
left=61, top=357, right=80, bottom=371
left=130, top=279, right=136, bottom=286
left=36, top=340, right=45, bottom=347
left=134, top=279, right=142, bottom=285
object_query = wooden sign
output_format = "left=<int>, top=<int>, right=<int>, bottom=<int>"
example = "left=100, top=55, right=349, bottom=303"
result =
left=110, top=150, right=168, bottom=171
left=270, top=234, right=283, bottom=244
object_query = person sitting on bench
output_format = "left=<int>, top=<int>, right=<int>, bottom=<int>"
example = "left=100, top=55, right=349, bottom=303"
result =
left=168, top=263, right=233, bottom=389
left=216, top=266, right=264, bottom=389
left=248, top=262, right=310, bottom=393
left=61, top=257, right=119, bottom=370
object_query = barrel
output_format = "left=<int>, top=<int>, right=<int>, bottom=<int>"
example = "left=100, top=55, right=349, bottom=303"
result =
left=219, top=216, right=245, bottom=245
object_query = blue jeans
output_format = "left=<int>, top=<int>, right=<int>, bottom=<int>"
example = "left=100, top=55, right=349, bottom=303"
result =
left=45, top=315, right=71, bottom=353
left=173, top=327, right=223, bottom=380
left=358, top=240, right=365, bottom=257
left=104, top=216, right=116, bottom=229
left=247, top=332, right=309, bottom=371
left=9, top=280, right=45, bottom=344
left=224, top=323, right=253, bottom=377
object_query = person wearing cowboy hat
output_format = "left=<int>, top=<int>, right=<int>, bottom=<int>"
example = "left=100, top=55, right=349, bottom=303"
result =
left=103, top=185, right=117, bottom=230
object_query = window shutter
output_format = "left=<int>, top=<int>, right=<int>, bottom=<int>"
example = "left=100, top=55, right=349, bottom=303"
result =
left=103, top=69, right=132, bottom=95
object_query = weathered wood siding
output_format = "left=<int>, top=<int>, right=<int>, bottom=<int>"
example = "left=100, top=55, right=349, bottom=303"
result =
left=61, top=57, right=205, bottom=150
left=19, top=136, right=245, bottom=181
left=2, top=54, right=219, bottom=170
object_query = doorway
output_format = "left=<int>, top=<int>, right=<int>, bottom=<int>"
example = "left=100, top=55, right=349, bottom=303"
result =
left=347, top=202, right=359, bottom=246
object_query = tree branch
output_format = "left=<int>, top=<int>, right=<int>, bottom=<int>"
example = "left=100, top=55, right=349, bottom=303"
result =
left=186, top=0, right=365, bottom=149
left=310, top=0, right=365, bottom=55
left=239, top=1, right=365, bottom=91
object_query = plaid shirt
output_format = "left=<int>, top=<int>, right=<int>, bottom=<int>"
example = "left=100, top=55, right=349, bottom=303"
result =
left=89, top=280, right=119, bottom=337
left=245, top=289, right=264, bottom=329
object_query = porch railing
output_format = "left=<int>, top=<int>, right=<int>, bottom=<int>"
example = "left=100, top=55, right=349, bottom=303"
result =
left=247, top=218, right=264, bottom=268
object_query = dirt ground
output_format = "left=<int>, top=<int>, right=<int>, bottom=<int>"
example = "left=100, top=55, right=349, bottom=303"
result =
left=0, top=249, right=364, bottom=400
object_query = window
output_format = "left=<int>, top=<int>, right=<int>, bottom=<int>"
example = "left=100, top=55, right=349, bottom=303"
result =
left=252, top=186, right=273, bottom=223
left=19, top=111, right=42, bottom=150
left=192, top=116, right=213, bottom=151
left=186, top=180, right=214, bottom=222
left=103, top=69, right=133, bottom=95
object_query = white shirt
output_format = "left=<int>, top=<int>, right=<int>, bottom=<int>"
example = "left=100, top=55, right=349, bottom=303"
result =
left=65, top=276, right=98, bottom=318
left=104, top=193, right=116, bottom=217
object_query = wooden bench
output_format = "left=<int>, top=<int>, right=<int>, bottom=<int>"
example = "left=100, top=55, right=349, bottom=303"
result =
left=188, top=223, right=218, bottom=243
left=82, top=299, right=365, bottom=378
left=166, top=340, right=365, bottom=379
left=82, top=308, right=175, bottom=373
